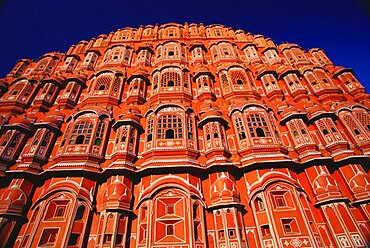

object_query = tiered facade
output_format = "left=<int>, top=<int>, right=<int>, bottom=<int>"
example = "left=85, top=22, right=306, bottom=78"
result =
left=0, top=23, right=369, bottom=248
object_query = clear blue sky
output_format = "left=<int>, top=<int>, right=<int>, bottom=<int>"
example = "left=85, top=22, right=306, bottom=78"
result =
left=0, top=0, right=369, bottom=90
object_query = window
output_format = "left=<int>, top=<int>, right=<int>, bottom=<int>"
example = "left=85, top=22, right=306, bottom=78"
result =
left=9, top=133, right=21, bottom=149
left=161, top=72, right=181, bottom=88
left=193, top=204, right=199, bottom=219
left=187, top=116, right=194, bottom=140
left=69, top=121, right=93, bottom=145
left=103, top=234, right=112, bottom=244
left=281, top=219, right=298, bottom=234
left=230, top=71, right=247, bottom=87
left=256, top=127, right=265, bottom=137
left=228, top=229, right=235, bottom=237
left=283, top=222, right=292, bottom=233
left=157, top=115, right=183, bottom=139
left=68, top=233, right=79, bottom=246
left=76, top=135, right=85, bottom=144
left=246, top=114, right=271, bottom=138
left=21, top=235, right=29, bottom=248
left=30, top=207, right=39, bottom=223
left=255, top=197, right=265, bottom=211
left=39, top=229, right=58, bottom=246
left=261, top=225, right=271, bottom=237
left=55, top=206, right=65, bottom=217
left=116, top=234, right=123, bottom=244
left=166, top=225, right=174, bottom=235
left=275, top=195, right=286, bottom=207
left=147, top=118, right=154, bottom=142
left=94, top=74, right=112, bottom=93
left=218, top=230, right=225, bottom=239
left=74, top=205, right=85, bottom=221
left=166, top=204, right=174, bottom=214
left=354, top=110, right=370, bottom=132
left=235, top=117, right=246, bottom=140
left=94, top=121, right=106, bottom=147
left=45, top=200, right=69, bottom=220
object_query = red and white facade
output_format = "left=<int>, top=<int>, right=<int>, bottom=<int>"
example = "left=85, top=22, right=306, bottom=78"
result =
left=0, top=23, right=369, bottom=248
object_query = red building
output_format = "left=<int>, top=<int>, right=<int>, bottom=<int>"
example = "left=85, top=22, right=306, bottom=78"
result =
left=0, top=23, right=369, bottom=248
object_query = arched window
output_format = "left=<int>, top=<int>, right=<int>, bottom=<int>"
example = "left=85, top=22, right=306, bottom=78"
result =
left=354, top=109, right=370, bottom=132
left=30, top=207, right=40, bottom=223
left=94, top=74, right=112, bottom=93
left=9, top=133, right=21, bottom=148
left=254, top=197, right=265, bottom=211
left=94, top=121, right=106, bottom=147
left=69, top=121, right=93, bottom=145
left=147, top=118, right=154, bottom=142
left=0, top=132, right=12, bottom=147
left=167, top=225, right=174, bottom=235
left=235, top=116, right=246, bottom=140
left=342, top=114, right=361, bottom=134
left=157, top=115, right=183, bottom=139
left=220, top=73, right=230, bottom=91
left=41, top=132, right=51, bottom=147
left=152, top=74, right=159, bottom=92
left=256, top=127, right=265, bottom=137
left=165, top=129, right=174, bottom=139
left=160, top=72, right=181, bottom=88
left=187, top=116, right=194, bottom=140
left=74, top=205, right=85, bottom=221
left=246, top=114, right=271, bottom=138
left=75, top=135, right=85, bottom=144
left=230, top=70, right=246, bottom=86
left=44, top=199, right=69, bottom=220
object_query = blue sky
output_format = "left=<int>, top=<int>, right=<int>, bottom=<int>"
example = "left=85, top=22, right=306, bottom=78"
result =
left=0, top=0, right=369, bottom=89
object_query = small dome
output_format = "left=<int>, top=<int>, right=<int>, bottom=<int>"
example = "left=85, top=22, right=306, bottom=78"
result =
left=305, top=101, right=327, bottom=120
left=194, top=65, right=211, bottom=74
left=1, top=184, right=27, bottom=208
left=211, top=173, right=240, bottom=203
left=277, top=64, right=299, bottom=78
left=10, top=116, right=32, bottom=127
left=278, top=43, right=301, bottom=52
left=44, top=116, right=63, bottom=127
left=201, top=109, right=221, bottom=119
left=280, top=104, right=299, bottom=118
left=43, top=75, right=65, bottom=85
left=133, top=67, right=149, bottom=76
left=120, top=106, right=141, bottom=121
left=104, top=177, right=132, bottom=206
left=193, top=65, right=213, bottom=81
left=332, top=101, right=356, bottom=113
left=255, top=64, right=275, bottom=76
left=199, top=101, right=219, bottom=112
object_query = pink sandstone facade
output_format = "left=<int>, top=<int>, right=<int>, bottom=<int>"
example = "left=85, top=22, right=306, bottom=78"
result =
left=0, top=23, right=369, bottom=248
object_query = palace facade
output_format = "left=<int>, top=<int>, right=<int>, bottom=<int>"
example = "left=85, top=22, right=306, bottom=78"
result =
left=0, top=23, right=369, bottom=248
